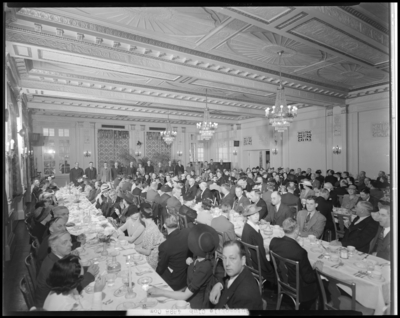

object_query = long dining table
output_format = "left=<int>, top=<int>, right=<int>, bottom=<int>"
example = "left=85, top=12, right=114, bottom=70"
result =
left=195, top=208, right=390, bottom=315
left=55, top=187, right=188, bottom=311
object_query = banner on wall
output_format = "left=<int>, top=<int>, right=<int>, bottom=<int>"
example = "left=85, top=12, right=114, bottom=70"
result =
left=243, top=137, right=252, bottom=146
left=298, top=131, right=312, bottom=142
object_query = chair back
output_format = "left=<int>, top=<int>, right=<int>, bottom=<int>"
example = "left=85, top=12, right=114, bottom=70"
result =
left=20, top=275, right=36, bottom=310
left=368, top=226, right=381, bottom=254
left=25, top=253, right=38, bottom=289
left=287, top=205, right=298, bottom=220
left=31, top=238, right=40, bottom=258
left=241, top=241, right=264, bottom=296
left=177, top=213, right=188, bottom=229
left=338, top=195, right=344, bottom=206
left=332, top=212, right=347, bottom=238
left=315, top=268, right=356, bottom=311
left=270, top=250, right=300, bottom=310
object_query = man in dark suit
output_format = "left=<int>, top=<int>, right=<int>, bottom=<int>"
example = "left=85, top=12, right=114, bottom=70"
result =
left=249, top=189, right=268, bottom=220
left=359, top=188, right=379, bottom=212
left=316, top=188, right=335, bottom=240
left=373, top=205, right=390, bottom=261
left=216, top=159, right=224, bottom=172
left=195, top=181, right=214, bottom=203
left=281, top=183, right=301, bottom=216
left=156, top=214, right=190, bottom=291
left=35, top=231, right=98, bottom=308
left=166, top=161, right=175, bottom=175
left=209, top=159, right=216, bottom=174
left=324, top=169, right=338, bottom=186
left=210, top=204, right=236, bottom=251
left=125, top=161, right=137, bottom=178
left=315, top=170, right=325, bottom=186
left=131, top=179, right=143, bottom=196
left=220, top=183, right=235, bottom=208
left=339, top=201, right=379, bottom=253
left=270, top=217, right=324, bottom=310
left=209, top=240, right=263, bottom=310
left=159, top=185, right=172, bottom=207
left=215, top=171, right=226, bottom=186
left=111, top=162, right=122, bottom=180
left=174, top=160, right=184, bottom=176
left=182, top=177, right=198, bottom=201
left=305, top=168, right=312, bottom=180
left=84, top=161, right=97, bottom=180
left=166, top=188, right=182, bottom=213
left=266, top=192, right=293, bottom=226
left=145, top=160, right=154, bottom=175
left=69, top=162, right=84, bottom=186
left=232, top=186, right=251, bottom=214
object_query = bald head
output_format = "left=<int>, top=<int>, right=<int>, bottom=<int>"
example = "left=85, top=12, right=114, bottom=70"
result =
left=52, top=206, right=70, bottom=222
left=271, top=191, right=281, bottom=206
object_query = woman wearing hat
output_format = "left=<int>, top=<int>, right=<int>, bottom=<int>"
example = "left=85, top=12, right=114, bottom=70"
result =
left=134, top=204, right=165, bottom=270
left=299, top=180, right=315, bottom=200
left=114, top=202, right=145, bottom=246
left=341, top=184, right=360, bottom=210
left=148, top=224, right=219, bottom=309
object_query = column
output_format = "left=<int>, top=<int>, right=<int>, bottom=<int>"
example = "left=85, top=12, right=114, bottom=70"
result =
left=326, top=107, right=333, bottom=171
left=348, top=109, right=359, bottom=176
left=331, top=105, right=348, bottom=172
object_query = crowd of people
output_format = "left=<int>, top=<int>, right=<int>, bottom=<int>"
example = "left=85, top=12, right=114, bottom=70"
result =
left=25, top=159, right=391, bottom=311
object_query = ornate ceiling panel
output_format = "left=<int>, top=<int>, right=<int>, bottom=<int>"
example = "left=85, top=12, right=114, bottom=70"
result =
left=6, top=4, right=392, bottom=124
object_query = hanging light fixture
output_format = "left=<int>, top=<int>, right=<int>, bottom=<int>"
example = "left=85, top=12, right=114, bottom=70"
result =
left=160, top=113, right=177, bottom=145
left=197, top=89, right=218, bottom=140
left=265, top=51, right=297, bottom=132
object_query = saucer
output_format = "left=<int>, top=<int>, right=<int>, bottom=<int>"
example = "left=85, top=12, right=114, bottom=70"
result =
left=172, top=303, right=190, bottom=309
left=137, top=276, right=153, bottom=285
left=139, top=298, right=158, bottom=308
left=311, top=247, right=324, bottom=253
left=116, top=301, right=140, bottom=310
left=354, top=262, right=368, bottom=269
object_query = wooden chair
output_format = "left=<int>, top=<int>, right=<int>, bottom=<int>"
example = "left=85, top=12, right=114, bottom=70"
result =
left=25, top=253, right=38, bottom=289
left=315, top=268, right=374, bottom=315
left=270, top=250, right=300, bottom=310
left=368, top=227, right=381, bottom=254
left=337, top=195, right=344, bottom=206
left=177, top=213, right=188, bottom=229
left=20, top=275, right=36, bottom=310
left=331, top=212, right=347, bottom=239
left=241, top=241, right=265, bottom=296
left=31, top=238, right=40, bottom=258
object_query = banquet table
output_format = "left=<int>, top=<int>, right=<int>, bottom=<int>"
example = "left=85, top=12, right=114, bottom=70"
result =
left=55, top=187, right=189, bottom=311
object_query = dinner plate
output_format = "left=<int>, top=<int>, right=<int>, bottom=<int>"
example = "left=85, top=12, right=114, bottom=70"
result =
left=172, top=303, right=191, bottom=309
left=137, top=276, right=153, bottom=285
left=114, top=286, right=127, bottom=297
left=367, top=275, right=385, bottom=283
left=152, top=295, right=169, bottom=301
left=140, top=298, right=158, bottom=308
left=116, top=302, right=140, bottom=310
left=311, top=247, right=324, bottom=253
left=354, top=262, right=368, bottom=269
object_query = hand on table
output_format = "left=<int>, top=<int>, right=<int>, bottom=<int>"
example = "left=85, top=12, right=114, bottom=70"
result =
left=147, top=287, right=164, bottom=297
left=94, top=275, right=107, bottom=293
left=87, top=264, right=100, bottom=277
left=209, top=283, right=222, bottom=305
left=313, top=260, right=324, bottom=271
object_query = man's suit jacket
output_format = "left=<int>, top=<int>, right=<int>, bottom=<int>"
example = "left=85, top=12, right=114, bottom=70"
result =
left=174, top=164, right=184, bottom=175
left=146, top=189, right=160, bottom=203
left=315, top=196, right=335, bottom=239
left=255, top=198, right=268, bottom=220
left=297, top=210, right=326, bottom=239
left=232, top=195, right=251, bottom=214
left=241, top=223, right=275, bottom=282
left=215, top=266, right=263, bottom=310
left=84, top=167, right=97, bottom=180
left=166, top=165, right=175, bottom=175
left=325, top=175, right=338, bottom=186
left=87, top=188, right=100, bottom=203
left=195, top=188, right=213, bottom=203
left=156, top=228, right=190, bottom=291
left=126, top=165, right=137, bottom=177
left=365, top=196, right=379, bottom=212
left=167, top=196, right=182, bottom=213
left=210, top=215, right=236, bottom=251
left=183, top=185, right=198, bottom=201
left=281, top=192, right=301, bottom=212
left=262, top=190, right=273, bottom=204
left=69, top=167, right=84, bottom=185
left=35, top=252, right=94, bottom=308
left=98, top=167, right=112, bottom=182
left=270, top=236, right=318, bottom=303
left=341, top=216, right=379, bottom=253
left=221, top=193, right=235, bottom=209
left=311, top=179, right=320, bottom=189
left=111, top=166, right=122, bottom=180
left=154, top=165, right=165, bottom=175
left=145, top=164, right=154, bottom=175
left=159, top=193, right=171, bottom=208
left=316, top=175, right=325, bottom=185
left=374, top=227, right=390, bottom=261
left=265, top=203, right=292, bottom=227
left=132, top=187, right=142, bottom=196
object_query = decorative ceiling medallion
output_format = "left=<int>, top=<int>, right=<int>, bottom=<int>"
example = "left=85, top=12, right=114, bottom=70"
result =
left=318, top=63, right=387, bottom=86
left=227, top=30, right=324, bottom=66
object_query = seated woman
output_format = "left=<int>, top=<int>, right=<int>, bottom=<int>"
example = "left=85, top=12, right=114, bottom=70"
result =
left=148, top=224, right=219, bottom=309
left=134, top=204, right=165, bottom=270
left=43, top=255, right=106, bottom=311
left=299, top=181, right=315, bottom=200
left=341, top=184, right=360, bottom=210
left=114, top=199, right=145, bottom=246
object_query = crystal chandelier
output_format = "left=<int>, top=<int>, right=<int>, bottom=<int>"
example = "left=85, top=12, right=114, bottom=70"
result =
left=265, top=51, right=297, bottom=132
left=160, top=114, right=177, bottom=145
left=197, top=89, right=218, bottom=140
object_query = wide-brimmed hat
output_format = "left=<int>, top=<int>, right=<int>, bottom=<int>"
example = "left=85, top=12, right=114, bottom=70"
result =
left=347, top=184, right=357, bottom=190
left=160, top=185, right=172, bottom=192
left=179, top=205, right=197, bottom=223
left=100, top=183, right=111, bottom=193
left=140, top=202, right=153, bottom=218
left=202, top=198, right=214, bottom=210
left=324, top=182, right=334, bottom=191
left=188, top=224, right=219, bottom=258
left=243, top=204, right=262, bottom=217
left=301, top=180, right=313, bottom=187
left=121, top=191, right=135, bottom=205
left=34, top=206, right=52, bottom=222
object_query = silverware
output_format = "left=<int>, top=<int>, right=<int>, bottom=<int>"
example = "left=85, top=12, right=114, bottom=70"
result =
left=363, top=254, right=369, bottom=260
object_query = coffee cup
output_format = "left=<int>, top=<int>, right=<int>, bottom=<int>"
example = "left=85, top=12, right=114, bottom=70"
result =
left=176, top=300, right=188, bottom=309
left=371, top=270, right=382, bottom=279
left=347, top=246, right=356, bottom=253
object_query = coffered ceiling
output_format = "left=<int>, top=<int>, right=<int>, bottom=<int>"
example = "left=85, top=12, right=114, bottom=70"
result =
left=5, top=4, right=391, bottom=125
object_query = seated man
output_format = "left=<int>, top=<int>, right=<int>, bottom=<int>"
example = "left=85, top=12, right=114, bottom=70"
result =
left=265, top=192, right=292, bottom=227
left=359, top=188, right=379, bottom=212
left=248, top=189, right=268, bottom=220
left=182, top=177, right=198, bottom=202
left=210, top=203, right=237, bottom=251
left=335, top=201, right=379, bottom=253
left=220, top=183, right=235, bottom=208
left=166, top=188, right=182, bottom=213
left=232, top=186, right=250, bottom=214
left=31, top=206, right=53, bottom=243
left=156, top=214, right=191, bottom=291
left=372, top=205, right=390, bottom=261
left=209, top=240, right=263, bottom=310
left=270, top=218, right=323, bottom=310
left=297, top=196, right=326, bottom=239
left=35, top=231, right=98, bottom=308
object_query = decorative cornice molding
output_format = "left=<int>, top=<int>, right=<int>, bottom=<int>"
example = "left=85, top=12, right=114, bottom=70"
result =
left=226, top=7, right=295, bottom=25
left=339, top=6, right=389, bottom=34
left=14, top=9, right=347, bottom=92
left=340, top=105, right=348, bottom=114
left=276, top=12, right=308, bottom=29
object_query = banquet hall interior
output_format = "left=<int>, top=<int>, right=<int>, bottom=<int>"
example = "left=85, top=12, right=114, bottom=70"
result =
left=3, top=3, right=397, bottom=314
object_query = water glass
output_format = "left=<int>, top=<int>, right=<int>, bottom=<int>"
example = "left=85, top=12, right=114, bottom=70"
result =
left=367, top=263, right=375, bottom=276
left=106, top=273, right=116, bottom=287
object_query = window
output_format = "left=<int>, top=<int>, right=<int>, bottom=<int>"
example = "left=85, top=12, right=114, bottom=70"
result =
left=217, top=141, right=229, bottom=161
left=42, top=127, right=70, bottom=175
left=58, top=129, right=69, bottom=137
left=43, top=128, right=54, bottom=136
left=197, top=144, right=204, bottom=161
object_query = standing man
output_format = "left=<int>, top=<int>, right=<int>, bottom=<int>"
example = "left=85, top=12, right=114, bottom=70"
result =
left=296, top=196, right=326, bottom=239
left=154, top=162, right=164, bottom=175
left=193, top=161, right=201, bottom=176
left=126, top=161, right=137, bottom=178
left=85, top=161, right=97, bottom=181
left=174, top=160, right=184, bottom=177
left=69, top=162, right=84, bottom=186
left=217, top=159, right=224, bottom=172
left=166, top=161, right=175, bottom=175
left=98, top=162, right=112, bottom=182
left=111, top=162, right=122, bottom=180
left=145, top=160, right=154, bottom=175
left=209, top=159, right=216, bottom=174
left=372, top=205, right=390, bottom=261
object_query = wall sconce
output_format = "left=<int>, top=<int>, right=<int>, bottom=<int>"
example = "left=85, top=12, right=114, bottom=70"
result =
left=47, top=149, right=56, bottom=155
left=83, top=150, right=91, bottom=157
left=18, top=128, right=26, bottom=137
left=6, top=140, right=15, bottom=158
left=332, top=145, right=341, bottom=154
left=135, top=150, right=142, bottom=157
left=177, top=150, right=183, bottom=156
left=271, top=148, right=278, bottom=155
left=233, top=149, right=238, bottom=155
left=28, top=149, right=34, bottom=158
left=22, top=147, right=28, bottom=159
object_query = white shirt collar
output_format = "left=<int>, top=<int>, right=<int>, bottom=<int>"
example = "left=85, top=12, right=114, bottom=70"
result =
left=306, top=210, right=316, bottom=219
left=383, top=227, right=390, bottom=238
left=275, top=202, right=281, bottom=211
left=227, top=267, right=244, bottom=288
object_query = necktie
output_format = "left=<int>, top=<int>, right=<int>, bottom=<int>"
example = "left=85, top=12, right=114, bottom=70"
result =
left=353, top=216, right=360, bottom=224
left=379, top=228, right=384, bottom=240
left=305, top=212, right=311, bottom=223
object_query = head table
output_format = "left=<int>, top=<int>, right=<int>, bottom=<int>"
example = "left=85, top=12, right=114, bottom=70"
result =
left=55, top=188, right=187, bottom=311
left=229, top=212, right=390, bottom=315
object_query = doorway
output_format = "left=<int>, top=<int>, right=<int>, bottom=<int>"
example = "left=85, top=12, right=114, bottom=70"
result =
left=266, top=151, right=270, bottom=169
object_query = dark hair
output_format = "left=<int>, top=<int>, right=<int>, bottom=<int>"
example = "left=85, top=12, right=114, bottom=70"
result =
left=46, top=255, right=83, bottom=294
left=223, top=240, right=246, bottom=259
left=48, top=216, right=63, bottom=229
left=360, top=188, right=370, bottom=194
left=35, top=201, right=46, bottom=209
left=89, top=161, right=93, bottom=164
left=305, top=195, right=318, bottom=203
